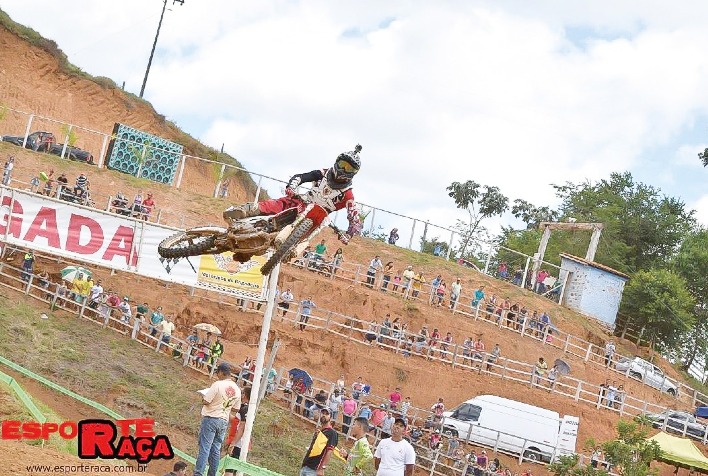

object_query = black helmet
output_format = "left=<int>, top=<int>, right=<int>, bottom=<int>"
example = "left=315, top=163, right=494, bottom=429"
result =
left=327, top=144, right=361, bottom=190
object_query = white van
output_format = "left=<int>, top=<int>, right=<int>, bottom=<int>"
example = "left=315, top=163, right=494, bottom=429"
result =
left=441, top=395, right=579, bottom=463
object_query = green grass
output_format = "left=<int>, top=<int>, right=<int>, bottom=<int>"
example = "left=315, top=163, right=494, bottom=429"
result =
left=0, top=294, right=347, bottom=471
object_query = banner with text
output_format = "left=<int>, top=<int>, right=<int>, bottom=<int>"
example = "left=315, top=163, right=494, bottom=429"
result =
left=0, top=188, right=267, bottom=300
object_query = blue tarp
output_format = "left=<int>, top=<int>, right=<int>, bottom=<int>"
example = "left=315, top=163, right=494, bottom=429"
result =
left=695, top=407, right=708, bottom=419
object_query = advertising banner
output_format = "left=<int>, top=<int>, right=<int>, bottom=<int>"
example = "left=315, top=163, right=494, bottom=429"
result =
left=0, top=187, right=267, bottom=300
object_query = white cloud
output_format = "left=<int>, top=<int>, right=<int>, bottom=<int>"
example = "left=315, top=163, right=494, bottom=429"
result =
left=693, top=195, right=708, bottom=228
left=3, top=0, right=708, bottom=236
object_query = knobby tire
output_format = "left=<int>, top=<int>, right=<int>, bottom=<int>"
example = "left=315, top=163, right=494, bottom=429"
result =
left=260, top=218, right=313, bottom=275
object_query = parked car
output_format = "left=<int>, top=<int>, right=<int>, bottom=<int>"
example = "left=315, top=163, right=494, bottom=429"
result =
left=645, top=410, right=707, bottom=440
left=615, top=356, right=678, bottom=396
left=48, top=142, right=95, bottom=164
left=1, top=131, right=56, bottom=152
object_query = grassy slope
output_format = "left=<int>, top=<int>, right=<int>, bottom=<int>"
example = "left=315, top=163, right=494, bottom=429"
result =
left=0, top=292, right=345, bottom=473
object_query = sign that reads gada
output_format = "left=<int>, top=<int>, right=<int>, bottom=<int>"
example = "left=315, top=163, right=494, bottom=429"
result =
left=0, top=191, right=141, bottom=270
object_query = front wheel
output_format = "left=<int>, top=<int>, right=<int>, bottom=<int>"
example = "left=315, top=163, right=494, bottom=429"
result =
left=158, top=227, right=229, bottom=259
left=261, top=218, right=313, bottom=275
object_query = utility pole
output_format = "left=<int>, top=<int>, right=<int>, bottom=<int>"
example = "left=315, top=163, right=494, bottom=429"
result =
left=140, top=0, right=184, bottom=98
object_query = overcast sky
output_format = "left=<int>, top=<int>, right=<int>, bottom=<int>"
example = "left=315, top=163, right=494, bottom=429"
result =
left=3, top=0, right=707, bottom=244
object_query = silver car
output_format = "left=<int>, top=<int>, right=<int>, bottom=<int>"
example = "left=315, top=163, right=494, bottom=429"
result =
left=645, top=410, right=706, bottom=440
left=615, top=356, right=678, bottom=396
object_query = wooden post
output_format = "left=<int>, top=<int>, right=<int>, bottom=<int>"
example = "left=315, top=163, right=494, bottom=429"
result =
left=584, top=343, right=592, bottom=361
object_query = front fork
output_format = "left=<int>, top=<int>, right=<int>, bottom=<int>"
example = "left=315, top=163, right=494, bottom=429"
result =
left=275, top=204, right=329, bottom=250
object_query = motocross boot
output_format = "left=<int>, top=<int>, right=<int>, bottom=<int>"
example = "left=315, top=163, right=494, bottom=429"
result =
left=223, top=202, right=261, bottom=225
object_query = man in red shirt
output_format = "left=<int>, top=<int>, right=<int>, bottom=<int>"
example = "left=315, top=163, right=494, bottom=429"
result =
left=388, top=387, right=402, bottom=410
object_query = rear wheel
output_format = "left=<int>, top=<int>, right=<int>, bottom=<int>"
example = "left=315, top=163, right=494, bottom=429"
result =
left=523, top=449, right=541, bottom=463
left=158, top=228, right=229, bottom=258
left=629, top=371, right=642, bottom=380
left=261, top=218, right=313, bottom=275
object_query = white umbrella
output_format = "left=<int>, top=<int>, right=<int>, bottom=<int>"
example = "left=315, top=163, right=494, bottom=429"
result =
left=60, top=265, right=92, bottom=282
left=193, top=323, right=222, bottom=335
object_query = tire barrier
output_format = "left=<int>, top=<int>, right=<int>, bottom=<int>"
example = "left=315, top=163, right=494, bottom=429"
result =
left=105, top=123, right=182, bottom=185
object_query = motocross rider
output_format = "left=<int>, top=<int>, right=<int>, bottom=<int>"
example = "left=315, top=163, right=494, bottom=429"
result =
left=222, top=145, right=362, bottom=244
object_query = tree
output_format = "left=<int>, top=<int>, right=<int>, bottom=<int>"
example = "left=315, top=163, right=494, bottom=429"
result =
left=446, top=180, right=508, bottom=258
left=548, top=419, right=660, bottom=476
left=602, top=419, right=661, bottom=476
left=673, top=229, right=708, bottom=369
left=419, top=236, right=450, bottom=257
left=619, top=269, right=695, bottom=352
left=699, top=148, right=708, bottom=167
left=511, top=199, right=560, bottom=230
left=499, top=172, right=696, bottom=274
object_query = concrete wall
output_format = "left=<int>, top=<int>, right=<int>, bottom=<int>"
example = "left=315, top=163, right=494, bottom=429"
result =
left=560, top=258, right=627, bottom=327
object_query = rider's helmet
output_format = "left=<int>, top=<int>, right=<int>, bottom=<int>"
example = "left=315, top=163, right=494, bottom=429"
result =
left=327, top=144, right=361, bottom=190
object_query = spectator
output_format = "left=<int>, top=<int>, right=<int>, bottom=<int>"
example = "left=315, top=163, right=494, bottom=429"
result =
left=306, top=389, right=328, bottom=419
left=389, top=387, right=402, bottom=410
left=462, top=337, right=473, bottom=366
left=472, top=338, right=485, bottom=363
left=533, top=357, right=547, bottom=386
left=486, top=344, right=501, bottom=372
left=434, top=280, right=446, bottom=307
left=42, top=170, right=55, bottom=196
left=440, top=332, right=453, bottom=360
left=498, top=262, right=508, bottom=280
left=89, top=280, right=104, bottom=309
left=431, top=398, right=445, bottom=426
left=547, top=365, right=558, bottom=392
left=381, top=261, right=394, bottom=292
left=30, top=175, right=40, bottom=193
left=401, top=266, right=415, bottom=293
left=374, top=418, right=415, bottom=476
left=336, top=375, right=346, bottom=392
left=118, top=297, right=132, bottom=324
left=342, top=417, right=373, bottom=476
left=606, top=381, right=618, bottom=408
left=476, top=450, right=488, bottom=476
left=411, top=272, right=425, bottom=299
left=358, top=402, right=372, bottom=421
left=400, top=397, right=411, bottom=419
left=471, top=285, right=485, bottom=309
left=512, top=268, right=523, bottom=286
left=298, top=297, right=316, bottom=331
left=388, top=228, right=399, bottom=245
left=74, top=172, right=89, bottom=195
left=535, top=269, right=549, bottom=294
left=380, top=411, right=395, bottom=439
left=604, top=340, right=616, bottom=368
left=158, top=315, right=176, bottom=345
left=133, top=191, right=144, bottom=216
left=71, top=273, right=89, bottom=306
left=135, top=300, right=149, bottom=322
left=327, top=389, right=342, bottom=423
left=2, top=156, right=14, bottom=185
left=142, top=193, right=156, bottom=220
left=224, top=387, right=251, bottom=474
left=367, top=255, right=383, bottom=288
left=314, top=239, right=327, bottom=258
left=164, top=461, right=188, bottom=476
left=194, top=362, right=241, bottom=476
left=56, top=172, right=69, bottom=199
left=300, top=408, right=337, bottom=476
left=433, top=243, right=443, bottom=257
left=149, top=306, right=165, bottom=337
left=449, top=278, right=462, bottom=310
left=278, top=288, right=294, bottom=318
left=351, top=377, right=365, bottom=400
left=364, top=320, right=379, bottom=344
left=391, top=272, right=401, bottom=293
left=342, top=393, right=358, bottom=435
left=538, top=311, right=551, bottom=338
left=614, top=385, right=625, bottom=409
left=21, top=250, right=35, bottom=281
left=332, top=248, right=344, bottom=275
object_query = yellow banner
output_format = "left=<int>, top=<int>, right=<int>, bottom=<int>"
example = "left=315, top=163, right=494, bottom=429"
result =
left=197, top=253, right=267, bottom=299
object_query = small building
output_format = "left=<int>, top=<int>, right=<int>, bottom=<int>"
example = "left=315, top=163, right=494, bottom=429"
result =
left=559, top=253, right=629, bottom=327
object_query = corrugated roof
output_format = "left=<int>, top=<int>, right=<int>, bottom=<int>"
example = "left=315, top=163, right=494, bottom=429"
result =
left=559, top=253, right=630, bottom=280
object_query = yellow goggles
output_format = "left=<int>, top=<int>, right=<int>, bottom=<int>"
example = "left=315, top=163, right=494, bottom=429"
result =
left=336, top=159, right=358, bottom=174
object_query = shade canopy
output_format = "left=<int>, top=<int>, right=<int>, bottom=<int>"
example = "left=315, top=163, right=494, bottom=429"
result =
left=647, top=432, right=708, bottom=473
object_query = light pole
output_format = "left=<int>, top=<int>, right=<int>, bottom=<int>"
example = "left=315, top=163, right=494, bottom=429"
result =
left=139, top=0, right=184, bottom=98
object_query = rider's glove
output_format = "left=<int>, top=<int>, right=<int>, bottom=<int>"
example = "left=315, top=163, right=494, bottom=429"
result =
left=339, top=233, right=351, bottom=245
left=285, top=187, right=296, bottom=197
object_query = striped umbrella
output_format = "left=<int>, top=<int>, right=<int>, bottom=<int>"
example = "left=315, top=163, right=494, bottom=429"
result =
left=60, top=265, right=92, bottom=282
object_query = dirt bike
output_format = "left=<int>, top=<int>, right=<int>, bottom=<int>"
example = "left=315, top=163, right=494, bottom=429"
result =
left=157, top=194, right=348, bottom=276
